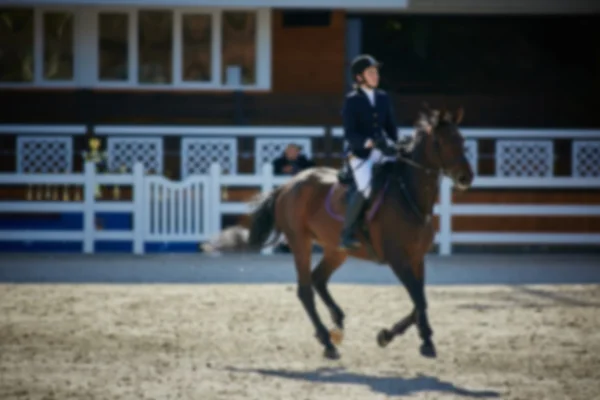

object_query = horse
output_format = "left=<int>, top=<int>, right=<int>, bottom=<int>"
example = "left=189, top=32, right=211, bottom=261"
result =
left=206, top=107, right=474, bottom=360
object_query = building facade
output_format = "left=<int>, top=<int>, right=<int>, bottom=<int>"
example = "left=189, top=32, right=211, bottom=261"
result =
left=1, top=0, right=599, bottom=250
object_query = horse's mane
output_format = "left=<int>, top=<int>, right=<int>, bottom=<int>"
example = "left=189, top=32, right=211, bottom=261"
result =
left=395, top=106, right=458, bottom=167
left=397, top=106, right=456, bottom=157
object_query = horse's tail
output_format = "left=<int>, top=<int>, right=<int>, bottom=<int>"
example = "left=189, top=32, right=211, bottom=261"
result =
left=247, top=186, right=283, bottom=249
left=201, top=187, right=283, bottom=254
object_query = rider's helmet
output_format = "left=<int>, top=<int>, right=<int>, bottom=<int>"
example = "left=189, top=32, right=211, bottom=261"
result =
left=350, top=54, right=382, bottom=82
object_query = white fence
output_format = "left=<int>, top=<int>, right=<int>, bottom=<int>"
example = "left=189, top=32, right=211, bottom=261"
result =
left=4, top=124, right=600, bottom=178
left=1, top=161, right=599, bottom=255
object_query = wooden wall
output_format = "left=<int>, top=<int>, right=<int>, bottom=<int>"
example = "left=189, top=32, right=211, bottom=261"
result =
left=271, top=10, right=346, bottom=94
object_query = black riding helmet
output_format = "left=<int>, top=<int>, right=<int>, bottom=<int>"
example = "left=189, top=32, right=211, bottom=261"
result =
left=350, top=54, right=382, bottom=81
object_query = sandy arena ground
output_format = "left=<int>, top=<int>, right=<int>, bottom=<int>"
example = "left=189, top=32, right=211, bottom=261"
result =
left=0, top=284, right=599, bottom=400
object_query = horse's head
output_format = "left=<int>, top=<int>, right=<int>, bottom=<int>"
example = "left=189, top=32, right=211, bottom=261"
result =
left=414, top=106, right=474, bottom=191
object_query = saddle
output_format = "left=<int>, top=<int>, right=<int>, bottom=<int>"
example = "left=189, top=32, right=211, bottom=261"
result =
left=335, top=159, right=396, bottom=264
left=337, top=158, right=396, bottom=205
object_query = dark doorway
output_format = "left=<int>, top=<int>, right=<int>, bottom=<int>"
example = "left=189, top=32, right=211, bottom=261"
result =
left=359, top=13, right=600, bottom=96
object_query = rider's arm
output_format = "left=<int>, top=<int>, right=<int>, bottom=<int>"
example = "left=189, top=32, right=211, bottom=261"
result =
left=342, top=97, right=368, bottom=151
left=384, top=95, right=399, bottom=143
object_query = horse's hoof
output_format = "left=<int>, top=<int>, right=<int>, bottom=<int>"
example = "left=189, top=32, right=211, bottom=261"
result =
left=377, top=329, right=392, bottom=348
left=323, top=347, right=341, bottom=360
left=420, top=341, right=437, bottom=358
left=329, top=328, right=344, bottom=345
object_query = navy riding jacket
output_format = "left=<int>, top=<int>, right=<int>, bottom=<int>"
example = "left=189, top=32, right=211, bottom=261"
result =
left=341, top=88, right=399, bottom=159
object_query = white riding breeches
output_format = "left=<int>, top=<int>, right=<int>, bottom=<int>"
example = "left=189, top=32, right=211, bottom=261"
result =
left=349, top=148, right=395, bottom=198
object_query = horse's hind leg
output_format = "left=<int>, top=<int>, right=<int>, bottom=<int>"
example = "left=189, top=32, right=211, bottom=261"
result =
left=377, top=308, right=416, bottom=347
left=312, top=249, right=347, bottom=341
left=288, top=232, right=340, bottom=360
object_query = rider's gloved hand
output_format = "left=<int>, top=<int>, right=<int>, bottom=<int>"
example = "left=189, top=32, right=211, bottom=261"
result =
left=375, top=137, right=396, bottom=157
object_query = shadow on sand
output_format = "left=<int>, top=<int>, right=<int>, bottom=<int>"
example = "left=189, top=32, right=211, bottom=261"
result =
left=225, top=366, right=500, bottom=398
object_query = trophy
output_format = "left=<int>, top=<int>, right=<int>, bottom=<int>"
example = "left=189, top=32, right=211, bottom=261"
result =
left=26, top=172, right=33, bottom=200
left=62, top=170, right=70, bottom=201
left=51, top=181, right=59, bottom=201
left=35, top=183, right=42, bottom=200
left=112, top=185, right=120, bottom=200
left=82, top=137, right=107, bottom=199
left=112, top=164, right=127, bottom=200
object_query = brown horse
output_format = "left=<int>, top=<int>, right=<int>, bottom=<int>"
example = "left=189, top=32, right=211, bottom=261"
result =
left=207, top=107, right=474, bottom=360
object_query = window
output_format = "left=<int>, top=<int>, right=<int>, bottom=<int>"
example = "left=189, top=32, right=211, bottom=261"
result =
left=0, top=8, right=34, bottom=82
left=0, top=7, right=271, bottom=90
left=43, top=11, right=74, bottom=80
left=98, top=12, right=129, bottom=81
left=221, top=11, right=256, bottom=85
left=182, top=13, right=212, bottom=82
left=138, top=10, right=173, bottom=84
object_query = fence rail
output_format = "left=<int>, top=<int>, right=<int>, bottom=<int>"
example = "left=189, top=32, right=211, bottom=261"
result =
left=1, top=161, right=599, bottom=255
left=2, top=125, right=600, bottom=182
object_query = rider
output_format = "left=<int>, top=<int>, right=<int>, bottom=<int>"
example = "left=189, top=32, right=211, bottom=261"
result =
left=339, top=54, right=399, bottom=251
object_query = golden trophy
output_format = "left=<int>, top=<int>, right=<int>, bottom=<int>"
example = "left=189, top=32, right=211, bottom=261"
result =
left=74, top=188, right=82, bottom=202
left=112, top=164, right=127, bottom=200
left=26, top=172, right=33, bottom=200
left=112, top=185, right=120, bottom=200
left=35, top=184, right=42, bottom=200
left=82, top=137, right=107, bottom=199
left=51, top=180, right=59, bottom=201
left=44, top=184, right=51, bottom=200
left=62, top=170, right=70, bottom=201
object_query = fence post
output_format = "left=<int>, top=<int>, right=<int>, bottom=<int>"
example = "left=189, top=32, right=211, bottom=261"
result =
left=83, top=161, right=95, bottom=254
left=209, top=163, right=222, bottom=237
left=133, top=162, right=145, bottom=255
left=439, top=177, right=452, bottom=255
left=261, top=163, right=274, bottom=255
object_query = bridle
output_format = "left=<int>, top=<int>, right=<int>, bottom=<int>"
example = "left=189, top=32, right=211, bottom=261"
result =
left=394, top=127, right=465, bottom=178
left=393, top=128, right=465, bottom=222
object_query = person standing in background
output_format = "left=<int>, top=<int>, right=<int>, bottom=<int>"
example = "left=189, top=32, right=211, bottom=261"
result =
left=272, top=143, right=315, bottom=176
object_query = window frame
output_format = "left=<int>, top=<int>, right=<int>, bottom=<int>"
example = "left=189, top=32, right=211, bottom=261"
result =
left=0, top=6, right=271, bottom=91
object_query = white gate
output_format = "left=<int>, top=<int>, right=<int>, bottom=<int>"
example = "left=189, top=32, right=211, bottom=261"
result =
left=144, top=175, right=210, bottom=242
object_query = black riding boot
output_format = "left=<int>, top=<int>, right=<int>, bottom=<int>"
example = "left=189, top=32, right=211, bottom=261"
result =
left=339, top=190, right=367, bottom=250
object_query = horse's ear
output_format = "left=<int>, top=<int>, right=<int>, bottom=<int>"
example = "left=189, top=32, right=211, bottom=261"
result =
left=455, top=107, right=464, bottom=125
left=441, top=105, right=456, bottom=123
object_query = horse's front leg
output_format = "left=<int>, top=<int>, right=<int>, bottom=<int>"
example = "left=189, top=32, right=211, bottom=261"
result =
left=383, top=259, right=436, bottom=358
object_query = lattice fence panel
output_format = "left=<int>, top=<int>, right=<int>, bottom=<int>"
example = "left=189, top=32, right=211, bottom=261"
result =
left=572, top=140, right=600, bottom=177
left=464, top=139, right=478, bottom=175
left=181, top=138, right=237, bottom=177
left=495, top=140, right=554, bottom=177
left=107, top=137, right=163, bottom=174
left=17, top=136, right=73, bottom=173
left=255, top=138, right=312, bottom=172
